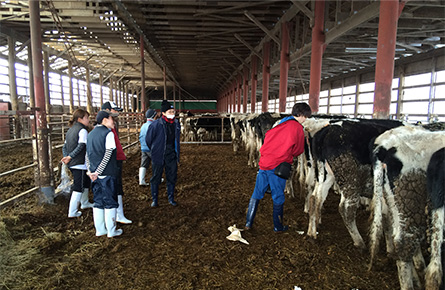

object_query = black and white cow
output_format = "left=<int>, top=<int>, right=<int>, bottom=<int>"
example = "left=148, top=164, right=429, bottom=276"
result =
left=231, top=112, right=282, bottom=167
left=306, top=118, right=404, bottom=249
left=182, top=114, right=230, bottom=142
left=369, top=126, right=445, bottom=290
left=426, top=147, right=445, bottom=290
left=229, top=113, right=256, bottom=155
left=300, top=116, right=349, bottom=208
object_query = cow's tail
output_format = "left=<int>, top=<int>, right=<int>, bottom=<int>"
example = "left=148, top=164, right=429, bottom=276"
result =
left=425, top=206, right=444, bottom=290
left=368, top=159, right=385, bottom=271
left=425, top=148, right=445, bottom=290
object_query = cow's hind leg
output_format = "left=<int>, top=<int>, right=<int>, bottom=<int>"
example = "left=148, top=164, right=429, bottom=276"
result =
left=425, top=206, right=444, bottom=290
left=396, top=260, right=416, bottom=290
left=338, top=193, right=366, bottom=250
left=306, top=187, right=318, bottom=239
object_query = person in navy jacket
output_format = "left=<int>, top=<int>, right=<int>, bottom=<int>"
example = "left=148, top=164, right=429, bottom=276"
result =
left=146, top=100, right=181, bottom=207
left=245, top=102, right=312, bottom=232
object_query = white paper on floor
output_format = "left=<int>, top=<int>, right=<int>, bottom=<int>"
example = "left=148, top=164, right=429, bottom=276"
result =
left=226, top=224, right=249, bottom=245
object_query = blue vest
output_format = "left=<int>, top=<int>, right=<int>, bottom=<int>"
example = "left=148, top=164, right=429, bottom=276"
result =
left=87, top=125, right=118, bottom=176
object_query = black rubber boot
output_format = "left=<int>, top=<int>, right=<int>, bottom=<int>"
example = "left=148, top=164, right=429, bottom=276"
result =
left=273, top=203, right=288, bottom=232
left=150, top=183, right=158, bottom=207
left=245, top=198, right=260, bottom=230
left=167, top=184, right=177, bottom=206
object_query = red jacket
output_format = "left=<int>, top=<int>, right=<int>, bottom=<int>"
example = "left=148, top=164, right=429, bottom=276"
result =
left=258, top=119, right=305, bottom=170
left=112, top=128, right=126, bottom=161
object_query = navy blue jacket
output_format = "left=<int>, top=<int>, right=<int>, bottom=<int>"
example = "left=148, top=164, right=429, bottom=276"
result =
left=146, top=117, right=181, bottom=165
left=87, top=125, right=118, bottom=176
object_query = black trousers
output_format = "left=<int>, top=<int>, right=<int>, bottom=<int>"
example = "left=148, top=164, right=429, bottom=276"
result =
left=116, top=160, right=124, bottom=196
left=150, top=153, right=178, bottom=189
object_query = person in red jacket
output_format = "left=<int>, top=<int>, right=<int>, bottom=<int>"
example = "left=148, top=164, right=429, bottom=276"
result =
left=245, top=102, right=312, bottom=232
left=102, top=101, right=132, bottom=224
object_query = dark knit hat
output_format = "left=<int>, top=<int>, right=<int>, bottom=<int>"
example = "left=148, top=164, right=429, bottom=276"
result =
left=96, top=110, right=111, bottom=124
left=161, top=100, right=174, bottom=113
left=146, top=109, right=157, bottom=119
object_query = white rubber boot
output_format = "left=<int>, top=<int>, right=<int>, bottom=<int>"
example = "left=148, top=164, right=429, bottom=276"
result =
left=93, top=208, right=107, bottom=236
left=68, top=191, right=82, bottom=218
left=139, top=167, right=148, bottom=186
left=105, top=208, right=123, bottom=238
left=80, top=188, right=94, bottom=209
left=116, top=195, right=132, bottom=224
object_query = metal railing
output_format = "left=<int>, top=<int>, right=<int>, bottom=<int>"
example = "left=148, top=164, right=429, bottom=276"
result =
left=0, top=110, right=145, bottom=208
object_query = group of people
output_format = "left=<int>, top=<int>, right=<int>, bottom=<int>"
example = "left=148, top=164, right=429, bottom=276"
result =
left=62, top=98, right=311, bottom=237
left=62, top=100, right=182, bottom=238
left=62, top=101, right=133, bottom=238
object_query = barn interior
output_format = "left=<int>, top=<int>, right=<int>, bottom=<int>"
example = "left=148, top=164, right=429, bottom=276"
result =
left=0, top=0, right=444, bottom=115
left=1, top=1, right=445, bottom=289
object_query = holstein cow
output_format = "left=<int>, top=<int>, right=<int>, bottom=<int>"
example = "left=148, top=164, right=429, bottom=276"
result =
left=306, top=118, right=404, bottom=249
left=426, top=147, right=445, bottom=290
left=300, top=116, right=349, bottom=207
left=182, top=114, right=231, bottom=142
left=369, top=126, right=445, bottom=290
left=230, top=113, right=253, bottom=153
left=239, top=112, right=281, bottom=168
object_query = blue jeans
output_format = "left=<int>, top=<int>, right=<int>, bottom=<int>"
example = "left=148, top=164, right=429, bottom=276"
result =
left=251, top=169, right=287, bottom=205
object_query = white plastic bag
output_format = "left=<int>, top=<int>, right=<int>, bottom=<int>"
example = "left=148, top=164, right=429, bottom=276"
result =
left=56, top=163, right=73, bottom=196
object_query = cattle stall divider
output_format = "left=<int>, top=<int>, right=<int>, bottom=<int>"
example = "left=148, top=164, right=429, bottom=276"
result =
left=0, top=110, right=145, bottom=208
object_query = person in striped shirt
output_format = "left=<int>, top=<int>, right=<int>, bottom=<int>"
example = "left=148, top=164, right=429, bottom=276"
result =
left=86, top=110, right=122, bottom=238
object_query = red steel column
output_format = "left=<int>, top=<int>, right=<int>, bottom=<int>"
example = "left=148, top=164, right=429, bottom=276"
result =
left=220, top=95, right=223, bottom=112
left=140, top=35, right=146, bottom=111
left=308, top=0, right=325, bottom=113
left=228, top=86, right=231, bottom=113
left=30, top=0, right=54, bottom=203
left=163, top=67, right=167, bottom=100
left=262, top=41, right=271, bottom=112
left=237, top=74, right=242, bottom=112
left=228, top=87, right=230, bottom=113
left=232, top=83, right=236, bottom=113
left=251, top=55, right=257, bottom=113
left=243, top=67, right=248, bottom=113
left=279, top=22, right=290, bottom=113
left=373, top=0, right=400, bottom=119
